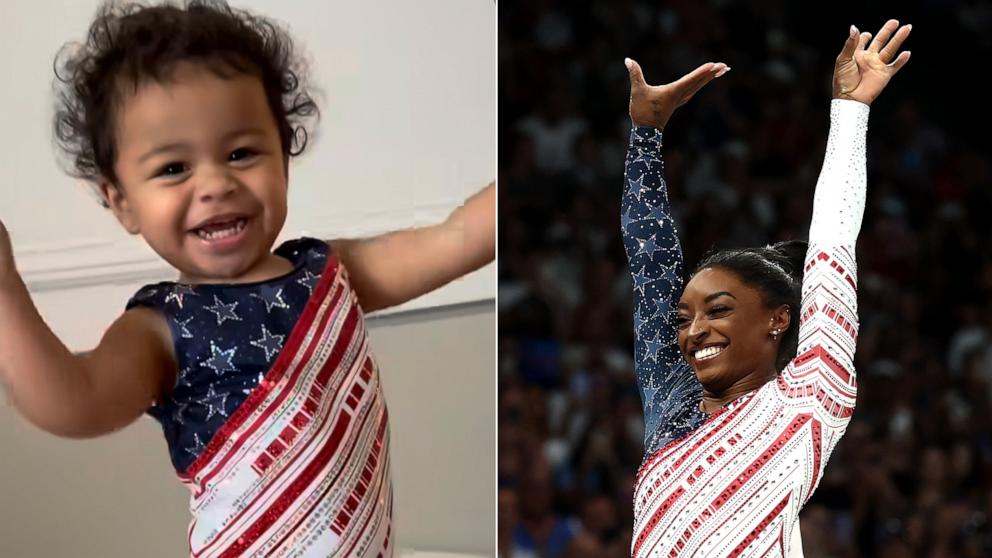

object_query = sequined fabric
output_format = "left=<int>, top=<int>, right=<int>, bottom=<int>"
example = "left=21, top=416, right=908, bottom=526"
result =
left=130, top=237, right=393, bottom=556
left=621, top=127, right=706, bottom=458
left=127, top=237, right=327, bottom=472
left=629, top=100, right=868, bottom=557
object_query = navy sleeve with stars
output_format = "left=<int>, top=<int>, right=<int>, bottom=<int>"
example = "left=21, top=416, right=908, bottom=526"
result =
left=622, top=127, right=705, bottom=458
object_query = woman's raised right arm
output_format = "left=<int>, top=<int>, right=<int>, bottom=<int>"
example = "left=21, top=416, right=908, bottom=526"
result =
left=0, top=221, right=174, bottom=438
left=622, top=59, right=727, bottom=436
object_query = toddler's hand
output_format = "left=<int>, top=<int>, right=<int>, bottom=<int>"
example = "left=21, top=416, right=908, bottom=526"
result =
left=0, top=220, right=16, bottom=285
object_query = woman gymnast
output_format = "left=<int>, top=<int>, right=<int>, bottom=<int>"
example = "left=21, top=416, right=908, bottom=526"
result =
left=620, top=19, right=911, bottom=557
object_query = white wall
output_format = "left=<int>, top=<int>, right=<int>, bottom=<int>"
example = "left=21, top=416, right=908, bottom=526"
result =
left=0, top=0, right=495, bottom=555
left=0, top=0, right=495, bottom=312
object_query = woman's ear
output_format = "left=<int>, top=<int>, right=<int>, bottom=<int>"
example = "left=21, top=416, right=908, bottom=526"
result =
left=100, top=182, right=140, bottom=235
left=771, top=304, right=791, bottom=334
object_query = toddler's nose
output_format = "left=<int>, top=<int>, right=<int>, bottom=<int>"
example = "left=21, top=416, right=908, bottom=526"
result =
left=196, top=169, right=238, bottom=201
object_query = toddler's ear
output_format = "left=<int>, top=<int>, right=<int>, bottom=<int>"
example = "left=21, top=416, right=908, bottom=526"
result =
left=100, top=182, right=140, bottom=235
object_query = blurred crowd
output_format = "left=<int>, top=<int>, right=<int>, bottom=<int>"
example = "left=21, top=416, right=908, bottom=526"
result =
left=497, top=1, right=992, bottom=557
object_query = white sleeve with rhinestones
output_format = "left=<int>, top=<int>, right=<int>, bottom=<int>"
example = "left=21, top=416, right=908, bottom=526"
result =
left=808, top=99, right=869, bottom=245
left=786, top=99, right=867, bottom=426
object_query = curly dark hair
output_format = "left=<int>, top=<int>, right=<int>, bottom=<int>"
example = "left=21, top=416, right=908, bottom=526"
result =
left=693, top=239, right=809, bottom=372
left=52, top=0, right=319, bottom=206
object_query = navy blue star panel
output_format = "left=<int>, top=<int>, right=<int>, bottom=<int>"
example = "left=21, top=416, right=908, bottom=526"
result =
left=622, top=127, right=707, bottom=459
left=126, top=237, right=329, bottom=473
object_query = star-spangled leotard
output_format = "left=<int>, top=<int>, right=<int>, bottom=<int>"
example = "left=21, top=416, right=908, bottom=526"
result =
left=128, top=237, right=327, bottom=472
left=127, top=237, right=393, bottom=557
left=623, top=99, right=867, bottom=557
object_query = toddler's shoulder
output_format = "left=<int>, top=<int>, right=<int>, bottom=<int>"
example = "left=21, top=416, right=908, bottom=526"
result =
left=274, top=237, right=333, bottom=272
left=125, top=282, right=177, bottom=312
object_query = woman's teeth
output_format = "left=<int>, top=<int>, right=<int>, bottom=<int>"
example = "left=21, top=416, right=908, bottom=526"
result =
left=694, top=346, right=725, bottom=361
left=196, top=218, right=246, bottom=240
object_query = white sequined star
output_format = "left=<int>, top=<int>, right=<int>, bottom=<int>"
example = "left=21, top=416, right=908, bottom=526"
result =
left=636, top=234, right=663, bottom=258
left=201, top=342, right=238, bottom=376
left=204, top=295, right=241, bottom=326
left=644, top=331, right=665, bottom=363
left=165, top=284, right=197, bottom=309
left=203, top=383, right=229, bottom=421
left=185, top=432, right=206, bottom=457
left=621, top=207, right=638, bottom=232
left=631, top=149, right=655, bottom=169
left=297, top=269, right=319, bottom=295
left=174, top=315, right=194, bottom=339
left=632, top=266, right=652, bottom=295
left=642, top=377, right=662, bottom=411
left=634, top=309, right=649, bottom=332
left=250, top=285, right=290, bottom=313
left=645, top=204, right=668, bottom=223
left=250, top=324, right=286, bottom=360
left=628, top=174, right=648, bottom=202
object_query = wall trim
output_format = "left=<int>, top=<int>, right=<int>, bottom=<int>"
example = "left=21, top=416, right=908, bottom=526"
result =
left=13, top=201, right=493, bottom=315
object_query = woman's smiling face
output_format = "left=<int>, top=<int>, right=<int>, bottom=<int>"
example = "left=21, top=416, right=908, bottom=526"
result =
left=676, top=266, right=788, bottom=393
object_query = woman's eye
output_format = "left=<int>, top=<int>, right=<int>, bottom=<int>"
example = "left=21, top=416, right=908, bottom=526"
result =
left=675, top=316, right=690, bottom=329
left=230, top=148, right=257, bottom=161
left=708, top=305, right=730, bottom=316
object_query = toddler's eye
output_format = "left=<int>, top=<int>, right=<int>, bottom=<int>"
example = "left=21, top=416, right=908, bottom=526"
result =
left=157, top=162, right=187, bottom=177
left=230, top=148, right=257, bottom=161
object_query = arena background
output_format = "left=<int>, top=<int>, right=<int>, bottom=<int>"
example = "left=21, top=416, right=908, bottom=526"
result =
left=498, top=1, right=992, bottom=556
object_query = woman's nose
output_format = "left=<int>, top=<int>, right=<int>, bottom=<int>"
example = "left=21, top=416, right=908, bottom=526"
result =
left=687, top=318, right=707, bottom=339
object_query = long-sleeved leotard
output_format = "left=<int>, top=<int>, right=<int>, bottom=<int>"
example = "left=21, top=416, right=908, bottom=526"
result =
left=624, top=99, right=867, bottom=557
left=621, top=127, right=706, bottom=457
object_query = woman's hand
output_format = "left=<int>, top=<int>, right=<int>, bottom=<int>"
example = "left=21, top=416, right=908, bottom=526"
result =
left=626, top=58, right=729, bottom=129
left=834, top=19, right=912, bottom=105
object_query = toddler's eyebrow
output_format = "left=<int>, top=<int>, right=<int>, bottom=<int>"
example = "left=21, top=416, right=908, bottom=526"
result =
left=223, top=127, right=268, bottom=140
left=139, top=128, right=268, bottom=163
left=140, top=142, right=186, bottom=163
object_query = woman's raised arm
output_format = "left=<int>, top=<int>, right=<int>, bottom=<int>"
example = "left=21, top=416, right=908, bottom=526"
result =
left=787, top=19, right=911, bottom=428
left=622, top=59, right=727, bottom=450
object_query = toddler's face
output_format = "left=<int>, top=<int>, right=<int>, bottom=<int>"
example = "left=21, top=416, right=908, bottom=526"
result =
left=105, top=61, right=288, bottom=284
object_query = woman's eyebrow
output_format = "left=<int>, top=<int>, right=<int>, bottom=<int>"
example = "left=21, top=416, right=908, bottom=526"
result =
left=677, top=291, right=735, bottom=310
left=704, top=291, right=736, bottom=303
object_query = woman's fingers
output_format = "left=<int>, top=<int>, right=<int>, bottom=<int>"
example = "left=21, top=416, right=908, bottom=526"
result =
left=857, top=31, right=872, bottom=51
left=837, top=25, right=859, bottom=61
left=675, top=63, right=725, bottom=94
left=889, top=50, right=911, bottom=74
left=879, top=24, right=912, bottom=63
left=676, top=62, right=720, bottom=87
left=681, top=75, right=713, bottom=104
left=868, top=19, right=900, bottom=53
left=625, top=57, right=648, bottom=92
